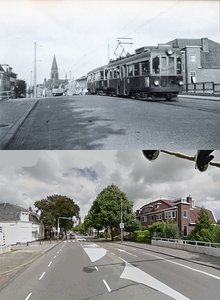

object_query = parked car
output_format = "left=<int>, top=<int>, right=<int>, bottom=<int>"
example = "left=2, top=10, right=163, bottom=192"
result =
left=70, top=233, right=75, bottom=239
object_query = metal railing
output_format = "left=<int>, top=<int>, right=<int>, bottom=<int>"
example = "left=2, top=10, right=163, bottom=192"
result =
left=152, top=237, right=220, bottom=248
left=0, top=90, right=11, bottom=100
left=183, top=82, right=220, bottom=94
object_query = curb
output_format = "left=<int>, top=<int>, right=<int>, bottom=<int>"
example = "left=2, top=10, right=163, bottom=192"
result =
left=0, top=242, right=59, bottom=276
left=112, top=241, right=220, bottom=271
left=0, top=99, right=39, bottom=150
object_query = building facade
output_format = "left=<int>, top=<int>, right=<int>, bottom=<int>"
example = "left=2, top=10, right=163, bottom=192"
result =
left=0, top=64, right=17, bottom=99
left=136, top=195, right=216, bottom=237
left=167, top=38, right=220, bottom=85
left=0, top=203, right=44, bottom=246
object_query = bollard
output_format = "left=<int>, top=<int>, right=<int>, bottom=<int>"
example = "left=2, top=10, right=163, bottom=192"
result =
left=27, top=241, right=29, bottom=246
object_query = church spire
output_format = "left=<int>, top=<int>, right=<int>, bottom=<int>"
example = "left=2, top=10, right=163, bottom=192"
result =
left=50, top=55, right=59, bottom=81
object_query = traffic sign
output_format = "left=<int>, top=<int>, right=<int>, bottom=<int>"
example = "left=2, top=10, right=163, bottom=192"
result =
left=68, top=217, right=72, bottom=220
left=120, top=223, right=124, bottom=228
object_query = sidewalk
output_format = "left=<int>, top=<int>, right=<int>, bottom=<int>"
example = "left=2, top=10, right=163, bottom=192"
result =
left=113, top=240, right=220, bottom=270
left=0, top=240, right=59, bottom=289
left=0, top=98, right=38, bottom=149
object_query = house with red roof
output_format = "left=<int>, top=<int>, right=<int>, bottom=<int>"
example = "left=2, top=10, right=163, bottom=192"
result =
left=136, top=195, right=217, bottom=237
left=166, top=38, right=220, bottom=85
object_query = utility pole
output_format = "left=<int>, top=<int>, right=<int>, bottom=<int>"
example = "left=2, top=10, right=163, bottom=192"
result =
left=34, top=42, right=37, bottom=98
left=121, top=200, right=123, bottom=244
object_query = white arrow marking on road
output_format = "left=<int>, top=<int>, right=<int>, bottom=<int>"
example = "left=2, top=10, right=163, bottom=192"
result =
left=119, top=258, right=190, bottom=300
left=83, top=247, right=107, bottom=262
left=117, top=248, right=137, bottom=257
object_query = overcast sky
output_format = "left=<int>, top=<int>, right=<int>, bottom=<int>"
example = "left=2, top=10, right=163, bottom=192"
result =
left=1, top=0, right=219, bottom=85
left=0, top=150, right=219, bottom=221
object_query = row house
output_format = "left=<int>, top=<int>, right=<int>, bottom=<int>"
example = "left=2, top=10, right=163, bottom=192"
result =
left=166, top=38, right=220, bottom=85
left=136, top=195, right=217, bottom=237
left=0, top=64, right=17, bottom=99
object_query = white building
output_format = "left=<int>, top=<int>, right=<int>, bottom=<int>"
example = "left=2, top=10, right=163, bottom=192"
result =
left=0, top=203, right=44, bottom=246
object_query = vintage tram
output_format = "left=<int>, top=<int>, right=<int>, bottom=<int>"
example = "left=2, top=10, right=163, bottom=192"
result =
left=87, top=44, right=184, bottom=100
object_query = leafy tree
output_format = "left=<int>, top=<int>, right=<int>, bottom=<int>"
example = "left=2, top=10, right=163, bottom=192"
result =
left=34, top=194, right=80, bottom=234
left=148, top=220, right=180, bottom=239
left=87, top=184, right=136, bottom=240
left=15, top=79, right=27, bottom=97
left=186, top=207, right=214, bottom=242
left=73, top=223, right=85, bottom=234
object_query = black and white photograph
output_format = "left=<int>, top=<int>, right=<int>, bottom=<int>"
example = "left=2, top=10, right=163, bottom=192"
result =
left=0, top=0, right=220, bottom=149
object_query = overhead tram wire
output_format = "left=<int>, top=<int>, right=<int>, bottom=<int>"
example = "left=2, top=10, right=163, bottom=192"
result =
left=71, top=0, right=184, bottom=76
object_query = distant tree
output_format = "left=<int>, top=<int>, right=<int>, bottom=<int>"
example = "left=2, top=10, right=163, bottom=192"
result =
left=88, top=184, right=136, bottom=240
left=16, top=79, right=27, bottom=97
left=73, top=223, right=85, bottom=234
left=34, top=195, right=80, bottom=234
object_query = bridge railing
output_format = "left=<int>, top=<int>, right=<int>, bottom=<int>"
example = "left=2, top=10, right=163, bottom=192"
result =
left=152, top=237, right=220, bottom=248
left=183, top=82, right=220, bottom=94
left=0, top=90, right=11, bottom=100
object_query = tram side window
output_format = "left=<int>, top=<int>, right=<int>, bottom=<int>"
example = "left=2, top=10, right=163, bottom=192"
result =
left=176, top=56, right=182, bottom=74
left=134, top=63, right=139, bottom=76
left=141, top=61, right=149, bottom=75
left=100, top=71, right=104, bottom=80
left=105, top=70, right=108, bottom=79
left=127, top=65, right=133, bottom=77
left=168, top=57, right=175, bottom=74
left=114, top=68, right=119, bottom=78
left=152, top=56, right=160, bottom=74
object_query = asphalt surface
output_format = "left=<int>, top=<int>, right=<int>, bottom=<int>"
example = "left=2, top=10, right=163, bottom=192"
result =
left=0, top=94, right=220, bottom=150
left=0, top=238, right=219, bottom=292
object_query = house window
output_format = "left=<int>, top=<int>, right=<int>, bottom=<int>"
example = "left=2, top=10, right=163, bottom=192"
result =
left=165, top=211, right=176, bottom=219
left=190, top=55, right=196, bottom=63
left=156, top=214, right=162, bottom=220
left=190, top=71, right=196, bottom=83
left=183, top=210, right=188, bottom=218
left=140, top=216, right=147, bottom=222
left=149, top=215, right=154, bottom=221
left=183, top=226, right=188, bottom=236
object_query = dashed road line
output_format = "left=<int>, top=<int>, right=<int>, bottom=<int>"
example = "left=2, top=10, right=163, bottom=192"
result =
left=39, top=272, right=46, bottom=280
left=25, top=292, right=32, bottom=300
left=95, top=266, right=98, bottom=271
left=103, top=279, right=111, bottom=292
left=54, top=255, right=56, bottom=259
left=48, top=261, right=52, bottom=267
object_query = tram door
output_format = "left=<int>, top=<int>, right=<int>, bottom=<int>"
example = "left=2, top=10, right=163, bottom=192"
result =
left=120, top=65, right=127, bottom=95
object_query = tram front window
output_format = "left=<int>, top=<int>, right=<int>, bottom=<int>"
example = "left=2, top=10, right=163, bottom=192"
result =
left=168, top=57, right=175, bottom=74
left=177, top=56, right=182, bottom=74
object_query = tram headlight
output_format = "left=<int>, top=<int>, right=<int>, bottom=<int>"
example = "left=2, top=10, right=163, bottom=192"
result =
left=154, top=80, right=159, bottom=86
left=178, top=80, right=183, bottom=86
left=166, top=49, right=174, bottom=56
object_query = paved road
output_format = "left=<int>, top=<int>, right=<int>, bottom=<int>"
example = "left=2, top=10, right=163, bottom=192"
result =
left=1, top=94, right=220, bottom=150
left=0, top=238, right=219, bottom=300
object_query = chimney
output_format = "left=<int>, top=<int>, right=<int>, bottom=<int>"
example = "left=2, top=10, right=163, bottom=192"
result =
left=201, top=38, right=209, bottom=52
left=186, top=195, right=192, bottom=205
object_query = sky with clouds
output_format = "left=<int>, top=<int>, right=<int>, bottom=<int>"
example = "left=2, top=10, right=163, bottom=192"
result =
left=1, top=0, right=219, bottom=85
left=0, top=150, right=220, bottom=221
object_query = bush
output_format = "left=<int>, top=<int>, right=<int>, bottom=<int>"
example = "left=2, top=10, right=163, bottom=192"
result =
left=134, top=230, right=151, bottom=243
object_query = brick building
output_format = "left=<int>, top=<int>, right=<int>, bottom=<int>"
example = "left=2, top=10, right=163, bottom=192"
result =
left=136, top=195, right=217, bottom=237
left=166, top=38, right=220, bottom=85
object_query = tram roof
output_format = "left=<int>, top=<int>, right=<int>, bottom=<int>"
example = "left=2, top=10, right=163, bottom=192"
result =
left=87, top=65, right=108, bottom=75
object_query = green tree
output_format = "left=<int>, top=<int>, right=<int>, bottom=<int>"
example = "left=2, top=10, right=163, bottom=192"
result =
left=88, top=184, right=136, bottom=240
left=34, top=194, right=80, bottom=234
left=186, top=207, right=214, bottom=242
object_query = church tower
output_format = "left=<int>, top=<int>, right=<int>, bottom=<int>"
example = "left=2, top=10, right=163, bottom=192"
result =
left=50, top=55, right=59, bottom=82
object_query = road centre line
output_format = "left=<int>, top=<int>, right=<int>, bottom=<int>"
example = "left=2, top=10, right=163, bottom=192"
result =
left=24, top=292, right=32, bottom=300
left=95, top=266, right=98, bottom=271
left=103, top=279, right=111, bottom=292
left=39, top=272, right=46, bottom=280
left=142, top=251, right=220, bottom=280
left=54, top=255, right=56, bottom=259
left=111, top=252, right=115, bottom=255
left=48, top=261, right=52, bottom=267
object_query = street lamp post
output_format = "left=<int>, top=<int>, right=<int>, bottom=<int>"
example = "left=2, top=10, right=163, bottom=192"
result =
left=121, top=201, right=123, bottom=244
left=34, top=42, right=36, bottom=98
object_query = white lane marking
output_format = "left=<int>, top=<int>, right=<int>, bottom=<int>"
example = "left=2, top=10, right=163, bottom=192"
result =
left=54, top=255, right=56, bottom=259
left=111, top=252, right=115, bottom=255
left=39, top=272, right=46, bottom=280
left=103, top=279, right=111, bottom=292
left=120, top=258, right=190, bottom=300
left=142, top=251, right=220, bottom=280
left=95, top=266, right=98, bottom=271
left=25, top=292, right=32, bottom=300
left=48, top=261, right=52, bottom=267
left=118, top=248, right=137, bottom=257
